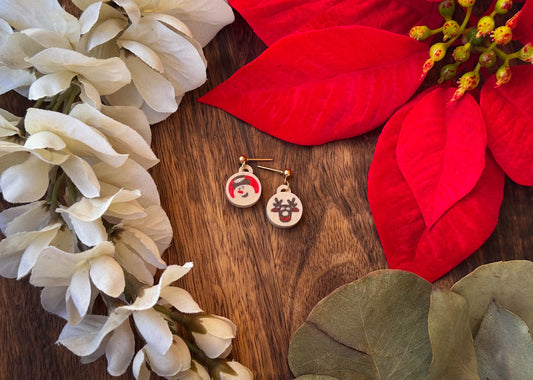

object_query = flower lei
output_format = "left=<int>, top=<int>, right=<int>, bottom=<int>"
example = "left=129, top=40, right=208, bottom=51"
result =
left=200, top=0, right=533, bottom=282
left=0, top=0, right=253, bottom=378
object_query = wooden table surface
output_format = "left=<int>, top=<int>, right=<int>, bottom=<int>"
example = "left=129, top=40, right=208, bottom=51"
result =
left=1, top=7, right=533, bottom=380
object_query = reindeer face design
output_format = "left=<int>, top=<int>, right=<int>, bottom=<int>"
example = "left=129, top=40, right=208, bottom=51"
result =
left=266, top=186, right=303, bottom=228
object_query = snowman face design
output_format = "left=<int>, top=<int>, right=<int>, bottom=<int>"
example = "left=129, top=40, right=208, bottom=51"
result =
left=225, top=173, right=261, bottom=208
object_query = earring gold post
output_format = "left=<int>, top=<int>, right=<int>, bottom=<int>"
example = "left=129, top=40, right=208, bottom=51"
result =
left=239, top=155, right=273, bottom=164
left=257, top=166, right=291, bottom=178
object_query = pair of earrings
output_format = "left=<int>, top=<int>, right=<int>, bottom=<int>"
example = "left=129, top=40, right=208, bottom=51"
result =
left=225, top=155, right=303, bottom=228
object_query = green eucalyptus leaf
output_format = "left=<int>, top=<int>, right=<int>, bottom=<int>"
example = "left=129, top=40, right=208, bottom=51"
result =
left=474, top=300, right=533, bottom=379
left=289, top=270, right=433, bottom=380
left=427, top=289, right=480, bottom=380
left=451, top=260, right=533, bottom=333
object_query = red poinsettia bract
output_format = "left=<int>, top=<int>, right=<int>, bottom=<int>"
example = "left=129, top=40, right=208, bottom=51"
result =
left=200, top=0, right=533, bottom=281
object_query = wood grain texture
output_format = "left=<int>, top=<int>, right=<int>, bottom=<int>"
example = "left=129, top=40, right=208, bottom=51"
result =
left=1, top=6, right=533, bottom=380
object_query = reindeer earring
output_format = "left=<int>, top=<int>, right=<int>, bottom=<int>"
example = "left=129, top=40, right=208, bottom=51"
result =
left=257, top=166, right=303, bottom=228
left=225, top=155, right=272, bottom=208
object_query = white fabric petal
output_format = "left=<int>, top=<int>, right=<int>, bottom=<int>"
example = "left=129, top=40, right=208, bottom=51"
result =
left=191, top=333, right=231, bottom=359
left=25, top=131, right=66, bottom=151
left=70, top=104, right=158, bottom=169
left=17, top=223, right=61, bottom=278
left=124, top=205, right=172, bottom=252
left=115, top=0, right=141, bottom=25
left=118, top=40, right=164, bottom=73
left=22, top=28, right=72, bottom=49
left=219, top=361, right=254, bottom=380
left=30, top=241, right=114, bottom=287
left=0, top=200, right=48, bottom=236
left=132, top=349, right=151, bottom=380
left=105, top=82, right=144, bottom=109
left=72, top=0, right=105, bottom=11
left=79, top=1, right=103, bottom=34
left=0, top=153, right=51, bottom=203
left=159, top=287, right=202, bottom=314
left=125, top=55, right=177, bottom=113
left=0, top=0, right=80, bottom=45
left=41, top=286, right=69, bottom=320
left=99, top=105, right=151, bottom=145
left=25, top=108, right=128, bottom=167
left=60, top=155, right=101, bottom=198
left=118, top=227, right=166, bottom=268
left=121, top=19, right=206, bottom=94
left=57, top=312, right=130, bottom=357
left=0, top=108, right=21, bottom=137
left=159, top=263, right=193, bottom=288
left=144, top=336, right=191, bottom=377
left=140, top=99, right=176, bottom=124
left=89, top=255, right=125, bottom=297
left=87, top=18, right=127, bottom=51
left=78, top=77, right=102, bottom=110
left=141, top=13, right=193, bottom=39
left=28, top=71, right=76, bottom=100
left=0, top=32, right=43, bottom=69
left=28, top=71, right=76, bottom=99
left=155, top=0, right=234, bottom=47
left=118, top=284, right=161, bottom=312
left=114, top=241, right=154, bottom=285
left=0, top=223, right=60, bottom=278
left=0, top=66, right=36, bottom=96
left=107, top=200, right=146, bottom=220
left=27, top=48, right=131, bottom=95
left=132, top=308, right=173, bottom=355
left=106, top=319, right=135, bottom=376
left=0, top=18, right=12, bottom=44
left=68, top=262, right=92, bottom=319
left=93, top=160, right=160, bottom=207
left=68, top=216, right=107, bottom=247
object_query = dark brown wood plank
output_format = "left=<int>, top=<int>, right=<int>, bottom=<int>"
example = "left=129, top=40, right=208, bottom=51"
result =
left=1, top=5, right=532, bottom=380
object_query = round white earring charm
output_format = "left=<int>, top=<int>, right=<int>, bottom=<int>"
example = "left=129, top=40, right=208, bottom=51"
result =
left=265, top=185, right=303, bottom=228
left=225, top=165, right=262, bottom=208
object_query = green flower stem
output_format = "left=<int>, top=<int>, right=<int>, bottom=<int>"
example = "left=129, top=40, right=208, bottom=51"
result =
left=62, top=85, right=80, bottom=114
left=49, top=172, right=66, bottom=219
left=181, top=337, right=238, bottom=377
left=45, top=93, right=60, bottom=110
left=65, top=176, right=79, bottom=203
left=33, top=97, right=45, bottom=109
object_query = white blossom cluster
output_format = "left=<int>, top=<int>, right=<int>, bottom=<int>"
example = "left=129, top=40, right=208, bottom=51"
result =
left=0, top=0, right=253, bottom=379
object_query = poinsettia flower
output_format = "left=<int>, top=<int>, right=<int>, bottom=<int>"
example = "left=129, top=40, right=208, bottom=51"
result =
left=202, top=0, right=533, bottom=281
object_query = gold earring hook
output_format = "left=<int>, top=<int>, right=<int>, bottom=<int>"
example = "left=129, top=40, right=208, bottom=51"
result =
left=239, top=155, right=273, bottom=169
left=257, top=165, right=292, bottom=188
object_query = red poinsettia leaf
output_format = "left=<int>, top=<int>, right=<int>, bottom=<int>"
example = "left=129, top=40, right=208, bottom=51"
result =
left=480, top=65, right=533, bottom=185
left=513, top=0, right=533, bottom=44
left=229, top=0, right=441, bottom=46
left=199, top=26, right=428, bottom=145
left=396, top=87, right=487, bottom=228
left=368, top=100, right=504, bottom=282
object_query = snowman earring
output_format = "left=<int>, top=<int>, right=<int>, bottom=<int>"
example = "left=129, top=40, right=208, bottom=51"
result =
left=257, top=166, right=303, bottom=228
left=225, top=155, right=272, bottom=208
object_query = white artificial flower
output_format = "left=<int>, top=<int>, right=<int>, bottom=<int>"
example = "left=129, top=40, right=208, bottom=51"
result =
left=169, top=360, right=210, bottom=380
left=76, top=0, right=233, bottom=123
left=112, top=205, right=173, bottom=285
left=0, top=201, right=49, bottom=236
left=57, top=184, right=145, bottom=246
left=30, top=241, right=125, bottom=322
left=0, top=108, right=22, bottom=138
left=0, top=108, right=128, bottom=203
left=132, top=336, right=191, bottom=380
left=118, top=264, right=202, bottom=353
left=0, top=222, right=61, bottom=279
left=218, top=361, right=254, bottom=380
left=190, top=315, right=236, bottom=359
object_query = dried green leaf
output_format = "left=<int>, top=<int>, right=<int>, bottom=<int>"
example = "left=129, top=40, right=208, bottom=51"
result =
left=474, top=300, right=533, bottom=379
left=289, top=270, right=433, bottom=380
left=451, top=260, right=533, bottom=333
left=427, top=289, right=480, bottom=380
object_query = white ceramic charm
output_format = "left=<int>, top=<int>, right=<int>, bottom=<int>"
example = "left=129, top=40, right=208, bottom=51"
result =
left=225, top=165, right=262, bottom=208
left=266, top=185, right=303, bottom=228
